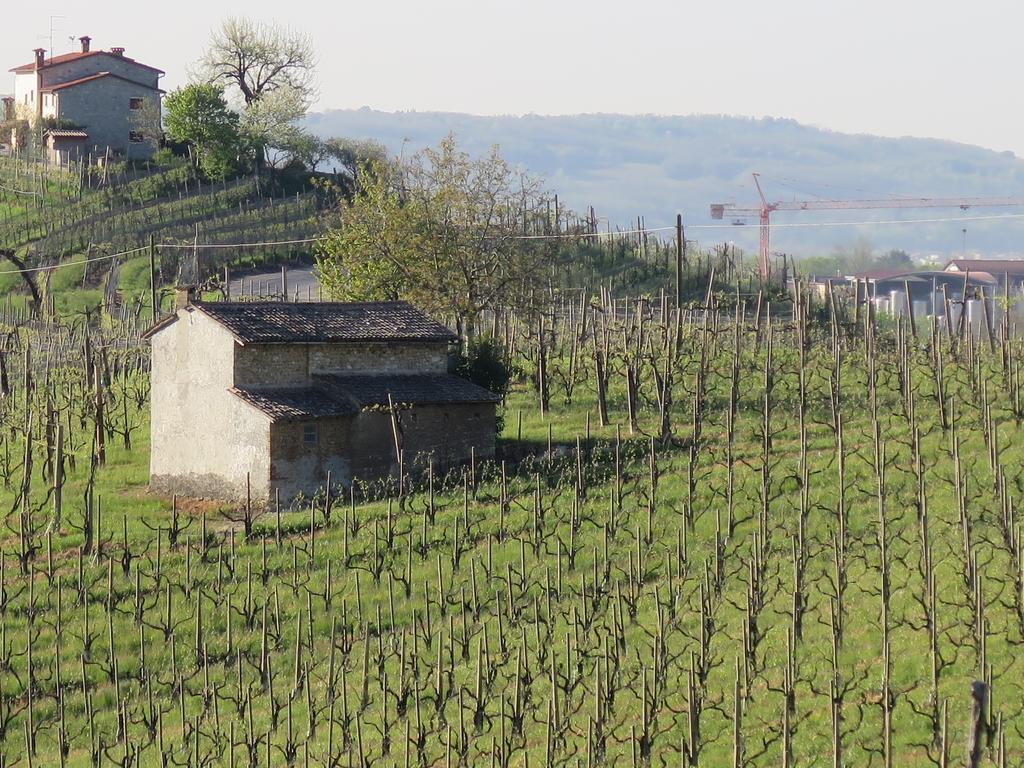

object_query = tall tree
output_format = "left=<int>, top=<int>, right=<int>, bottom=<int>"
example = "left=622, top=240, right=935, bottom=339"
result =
left=317, top=137, right=551, bottom=345
left=198, top=18, right=316, bottom=166
left=163, top=83, right=243, bottom=180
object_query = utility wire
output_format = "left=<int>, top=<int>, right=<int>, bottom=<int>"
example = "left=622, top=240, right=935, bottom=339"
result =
left=5, top=210, right=1024, bottom=277
left=688, top=211, right=1024, bottom=230
left=0, top=245, right=150, bottom=275
left=158, top=236, right=325, bottom=249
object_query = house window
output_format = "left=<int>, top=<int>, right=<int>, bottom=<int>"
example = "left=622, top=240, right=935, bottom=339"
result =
left=129, top=97, right=144, bottom=110
left=303, top=424, right=318, bottom=445
left=129, top=131, right=144, bottom=143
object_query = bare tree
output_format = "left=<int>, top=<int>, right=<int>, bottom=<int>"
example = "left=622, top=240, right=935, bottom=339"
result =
left=199, top=18, right=317, bottom=107
left=197, top=17, right=317, bottom=165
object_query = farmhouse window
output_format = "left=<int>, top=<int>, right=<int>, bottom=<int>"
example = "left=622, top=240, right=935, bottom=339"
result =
left=303, top=424, right=318, bottom=445
left=129, top=131, right=144, bottom=143
left=129, top=97, right=144, bottom=110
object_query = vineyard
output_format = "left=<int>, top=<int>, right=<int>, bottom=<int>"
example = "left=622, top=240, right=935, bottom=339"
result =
left=0, top=277, right=1018, bottom=767
left=0, top=155, right=326, bottom=321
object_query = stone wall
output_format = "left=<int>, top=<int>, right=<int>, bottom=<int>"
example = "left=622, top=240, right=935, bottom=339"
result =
left=234, top=344, right=310, bottom=388
left=233, top=341, right=449, bottom=389
left=269, top=416, right=353, bottom=500
left=55, top=76, right=159, bottom=158
left=265, top=403, right=495, bottom=500
left=150, top=309, right=273, bottom=501
left=310, top=341, right=449, bottom=375
left=346, top=403, right=497, bottom=482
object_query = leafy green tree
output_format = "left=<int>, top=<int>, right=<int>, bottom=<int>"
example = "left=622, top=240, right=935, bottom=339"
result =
left=874, top=248, right=915, bottom=271
left=322, top=137, right=388, bottom=182
left=316, top=137, right=550, bottom=346
left=454, top=336, right=513, bottom=398
left=163, top=83, right=243, bottom=180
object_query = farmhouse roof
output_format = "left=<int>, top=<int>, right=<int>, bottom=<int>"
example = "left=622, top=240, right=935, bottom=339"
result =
left=40, top=72, right=164, bottom=94
left=10, top=50, right=164, bottom=75
left=945, top=259, right=1024, bottom=277
left=191, top=301, right=457, bottom=344
left=231, top=374, right=498, bottom=422
left=230, top=387, right=356, bottom=421
left=45, top=129, right=89, bottom=139
left=847, top=269, right=914, bottom=281
left=317, top=373, right=501, bottom=408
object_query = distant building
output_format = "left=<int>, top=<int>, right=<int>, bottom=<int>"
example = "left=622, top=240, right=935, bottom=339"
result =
left=144, top=300, right=499, bottom=503
left=8, top=37, right=163, bottom=160
left=945, top=259, right=1024, bottom=291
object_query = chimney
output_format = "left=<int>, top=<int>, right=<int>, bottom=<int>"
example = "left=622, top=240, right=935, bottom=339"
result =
left=79, top=36, right=91, bottom=53
left=33, top=48, right=45, bottom=69
left=110, top=47, right=125, bottom=57
left=175, top=286, right=197, bottom=310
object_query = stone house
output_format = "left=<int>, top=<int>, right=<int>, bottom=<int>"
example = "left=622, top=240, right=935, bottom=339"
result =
left=144, top=301, right=500, bottom=503
left=8, top=37, right=163, bottom=159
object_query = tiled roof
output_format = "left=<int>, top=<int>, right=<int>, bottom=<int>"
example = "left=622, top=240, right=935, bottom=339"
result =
left=945, top=259, right=1024, bottom=276
left=231, top=374, right=498, bottom=423
left=10, top=50, right=164, bottom=74
left=230, top=387, right=356, bottom=421
left=192, top=301, right=457, bottom=343
left=318, top=374, right=501, bottom=408
left=41, top=72, right=164, bottom=94
left=45, top=129, right=89, bottom=139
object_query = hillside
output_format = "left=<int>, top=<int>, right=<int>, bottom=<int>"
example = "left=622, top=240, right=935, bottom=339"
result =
left=307, top=109, right=1024, bottom=257
left=0, top=156, right=325, bottom=319
left=1, top=289, right=1022, bottom=765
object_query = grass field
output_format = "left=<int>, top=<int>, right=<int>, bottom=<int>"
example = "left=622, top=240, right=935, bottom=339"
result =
left=0, top=302, right=1019, bottom=767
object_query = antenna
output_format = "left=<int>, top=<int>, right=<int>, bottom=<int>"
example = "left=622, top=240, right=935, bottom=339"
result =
left=47, top=15, right=67, bottom=59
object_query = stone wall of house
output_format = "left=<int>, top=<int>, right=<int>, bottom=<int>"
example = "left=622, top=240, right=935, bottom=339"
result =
left=265, top=403, right=495, bottom=500
left=234, top=344, right=310, bottom=388
left=269, top=416, right=353, bottom=500
left=309, top=341, right=449, bottom=375
left=150, top=309, right=273, bottom=501
left=233, top=341, right=449, bottom=389
left=55, top=76, right=159, bottom=158
left=347, top=403, right=497, bottom=481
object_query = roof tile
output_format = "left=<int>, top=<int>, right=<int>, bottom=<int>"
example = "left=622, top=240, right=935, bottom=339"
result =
left=230, top=387, right=356, bottom=421
left=10, top=50, right=164, bottom=74
left=192, top=301, right=457, bottom=343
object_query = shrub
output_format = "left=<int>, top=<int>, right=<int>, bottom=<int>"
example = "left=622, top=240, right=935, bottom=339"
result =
left=453, top=335, right=512, bottom=399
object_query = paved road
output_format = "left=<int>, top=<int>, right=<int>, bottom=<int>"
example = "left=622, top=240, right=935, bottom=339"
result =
left=229, top=266, right=322, bottom=301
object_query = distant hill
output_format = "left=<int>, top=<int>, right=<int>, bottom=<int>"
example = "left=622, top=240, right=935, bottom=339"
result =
left=306, top=109, right=1024, bottom=257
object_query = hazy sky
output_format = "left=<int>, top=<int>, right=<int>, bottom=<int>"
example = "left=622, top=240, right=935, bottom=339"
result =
left=4, top=0, right=1021, bottom=155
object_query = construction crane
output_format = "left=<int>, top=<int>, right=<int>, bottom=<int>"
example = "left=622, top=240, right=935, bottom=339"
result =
left=710, top=173, right=1024, bottom=281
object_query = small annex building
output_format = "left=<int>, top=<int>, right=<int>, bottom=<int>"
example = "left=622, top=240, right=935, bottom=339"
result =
left=144, top=301, right=499, bottom=502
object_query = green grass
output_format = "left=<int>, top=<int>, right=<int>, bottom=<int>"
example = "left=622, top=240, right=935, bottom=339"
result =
left=0, top=316, right=1019, bottom=767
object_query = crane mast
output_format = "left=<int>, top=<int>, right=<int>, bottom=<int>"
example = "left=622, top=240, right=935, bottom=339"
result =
left=710, top=175, right=1024, bottom=282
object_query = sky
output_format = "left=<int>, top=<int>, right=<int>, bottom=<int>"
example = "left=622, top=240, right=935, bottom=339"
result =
left=4, top=0, right=1022, bottom=155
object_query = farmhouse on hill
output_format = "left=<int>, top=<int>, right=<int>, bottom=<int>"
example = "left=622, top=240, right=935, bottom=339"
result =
left=144, top=301, right=499, bottom=502
left=8, top=37, right=163, bottom=160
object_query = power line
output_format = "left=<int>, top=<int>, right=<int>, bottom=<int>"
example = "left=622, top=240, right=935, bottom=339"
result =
left=158, top=236, right=324, bottom=249
left=0, top=245, right=150, bottom=275
left=688, top=211, right=1024, bottom=230
left=6, top=209, right=1024, bottom=278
